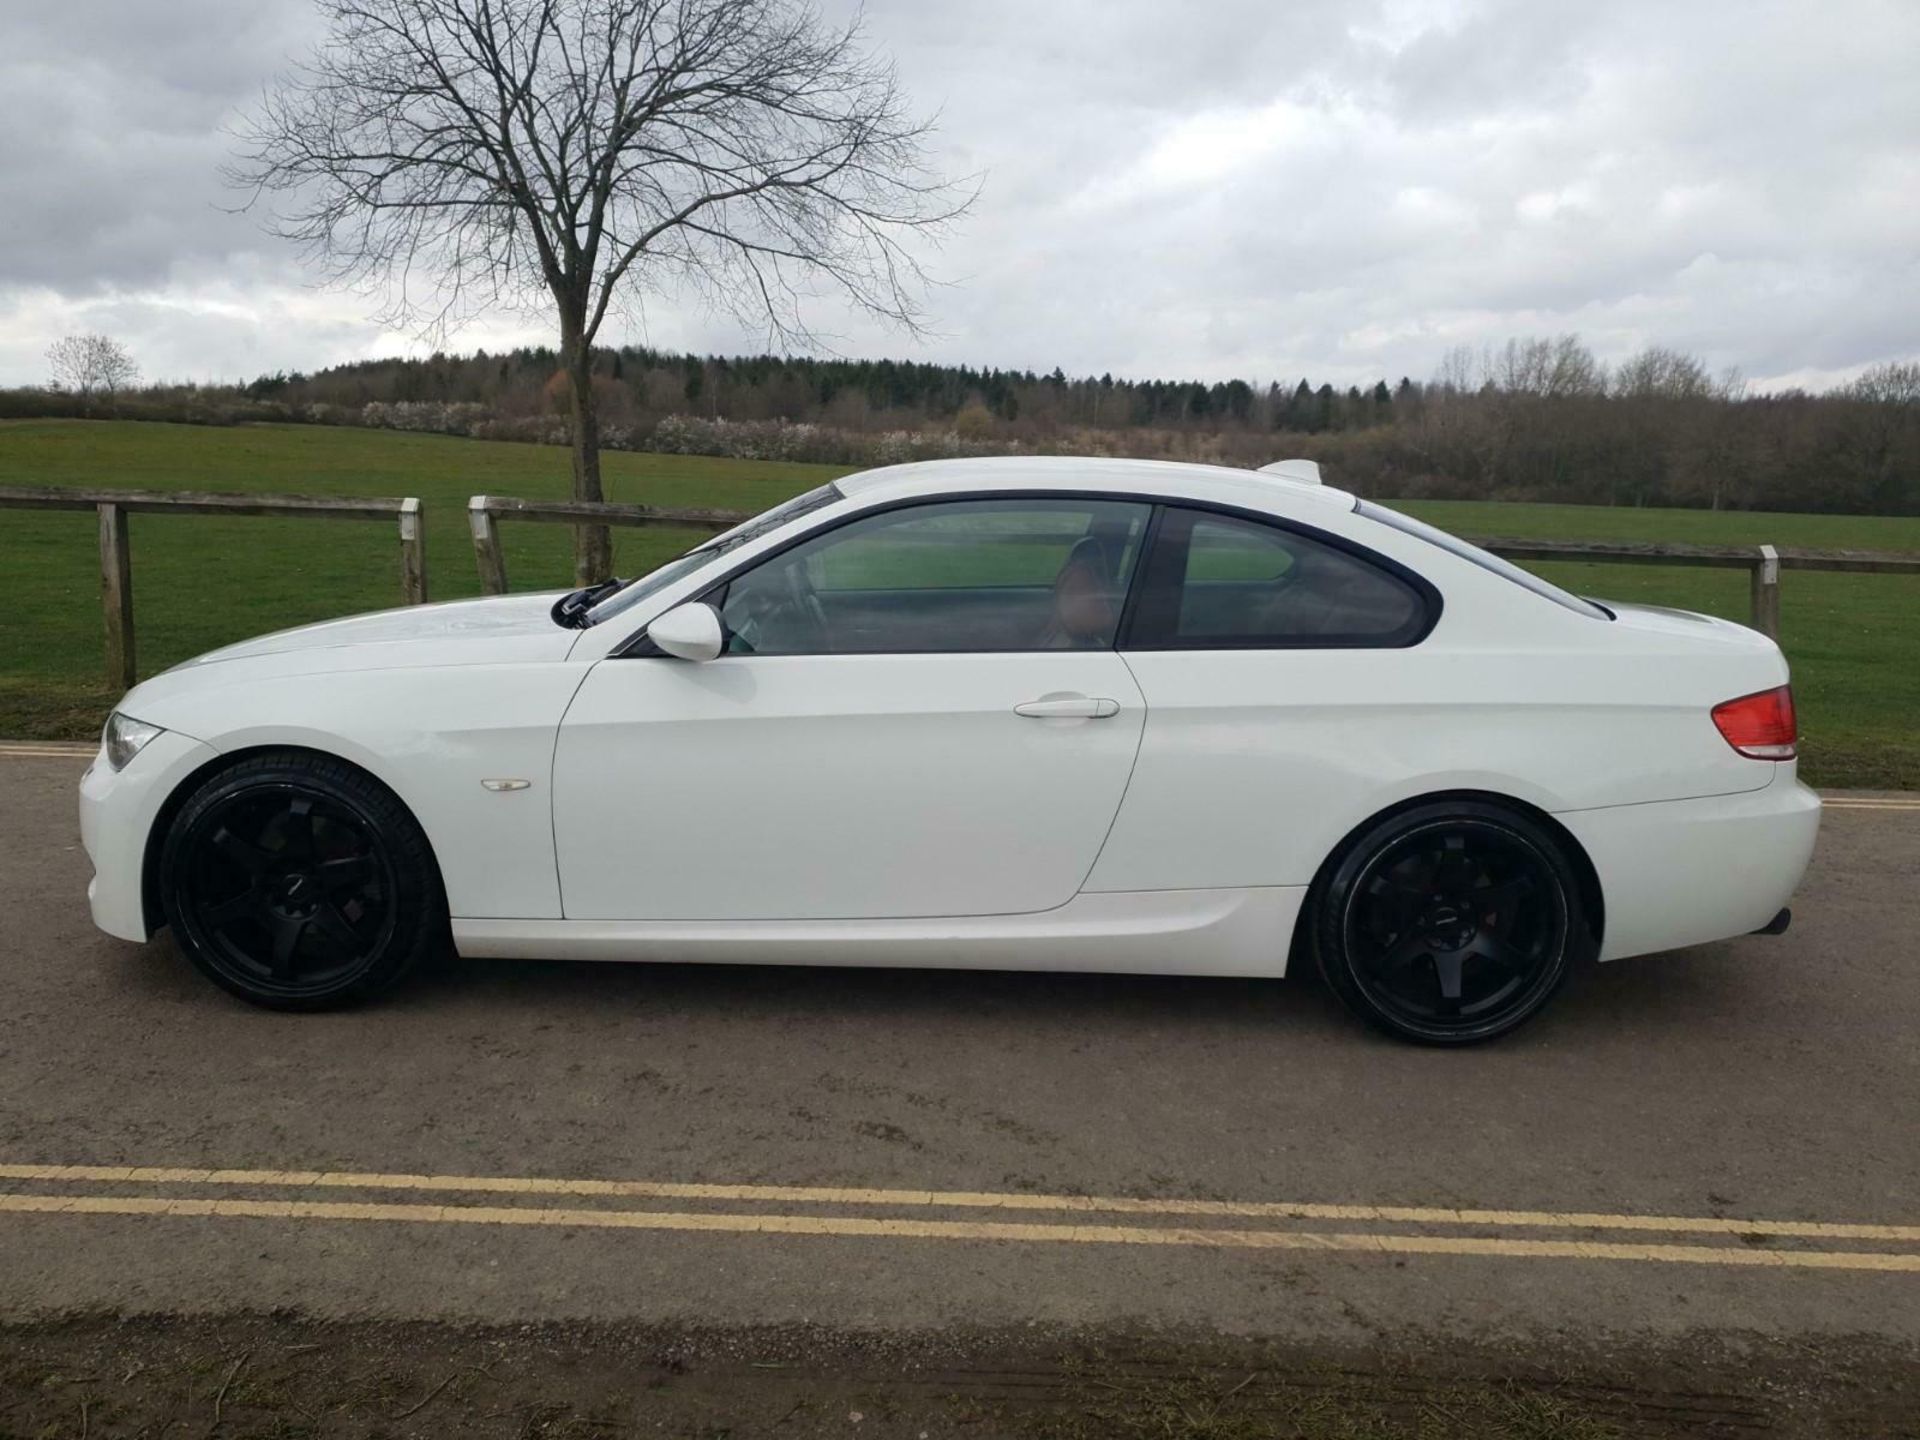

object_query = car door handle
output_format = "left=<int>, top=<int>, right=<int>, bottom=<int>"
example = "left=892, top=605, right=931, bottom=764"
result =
left=1014, top=697, right=1121, bottom=719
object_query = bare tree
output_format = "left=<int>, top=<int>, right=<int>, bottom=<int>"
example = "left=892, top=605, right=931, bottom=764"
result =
left=1843, top=360, right=1920, bottom=406
left=1488, top=335, right=1605, bottom=398
left=232, top=0, right=971, bottom=582
left=47, top=334, right=140, bottom=408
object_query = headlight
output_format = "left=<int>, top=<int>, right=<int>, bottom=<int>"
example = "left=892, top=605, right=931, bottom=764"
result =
left=103, top=712, right=164, bottom=771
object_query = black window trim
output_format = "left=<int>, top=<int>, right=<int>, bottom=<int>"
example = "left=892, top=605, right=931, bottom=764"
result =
left=617, top=488, right=1442, bottom=658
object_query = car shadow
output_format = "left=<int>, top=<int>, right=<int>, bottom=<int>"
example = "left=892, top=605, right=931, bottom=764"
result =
left=417, top=936, right=1776, bottom=1052
left=119, top=926, right=1782, bottom=1056
left=425, top=945, right=1356, bottom=1035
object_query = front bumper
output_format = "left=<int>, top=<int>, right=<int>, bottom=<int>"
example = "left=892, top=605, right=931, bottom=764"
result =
left=79, top=729, right=221, bottom=942
left=1559, top=767, right=1821, bottom=962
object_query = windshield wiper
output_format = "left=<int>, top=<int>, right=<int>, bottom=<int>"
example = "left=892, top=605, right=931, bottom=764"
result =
left=550, top=578, right=624, bottom=629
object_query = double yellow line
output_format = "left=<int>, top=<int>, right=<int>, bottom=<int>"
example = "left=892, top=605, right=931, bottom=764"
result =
left=3, top=1163, right=1916, bottom=1273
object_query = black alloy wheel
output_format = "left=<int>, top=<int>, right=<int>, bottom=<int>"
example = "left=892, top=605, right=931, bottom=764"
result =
left=1314, top=801, right=1586, bottom=1045
left=159, top=753, right=443, bottom=1009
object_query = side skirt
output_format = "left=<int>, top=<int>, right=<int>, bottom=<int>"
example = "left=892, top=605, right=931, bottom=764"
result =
left=452, top=887, right=1306, bottom=978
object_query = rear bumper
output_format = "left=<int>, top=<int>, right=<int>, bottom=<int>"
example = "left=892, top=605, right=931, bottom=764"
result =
left=1559, top=768, right=1820, bottom=962
left=79, top=729, right=221, bottom=943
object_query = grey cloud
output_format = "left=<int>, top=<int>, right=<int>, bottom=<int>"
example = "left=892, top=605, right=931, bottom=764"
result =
left=1, top=0, right=1915, bottom=389
left=0, top=0, right=317, bottom=294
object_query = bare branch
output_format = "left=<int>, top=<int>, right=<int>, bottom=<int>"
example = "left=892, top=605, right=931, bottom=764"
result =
left=47, top=334, right=140, bottom=402
left=228, top=0, right=975, bottom=579
left=229, top=0, right=973, bottom=346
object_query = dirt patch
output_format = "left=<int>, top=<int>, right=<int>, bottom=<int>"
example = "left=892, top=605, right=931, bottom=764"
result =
left=2, top=1314, right=1915, bottom=1439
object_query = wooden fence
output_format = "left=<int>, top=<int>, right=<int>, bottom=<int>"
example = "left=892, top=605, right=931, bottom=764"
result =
left=0, top=486, right=427, bottom=689
left=465, top=493, right=1920, bottom=641
left=466, top=494, right=738, bottom=595
left=8, top=484, right=1920, bottom=696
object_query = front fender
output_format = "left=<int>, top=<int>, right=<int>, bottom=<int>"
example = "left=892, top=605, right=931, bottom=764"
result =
left=123, top=662, right=590, bottom=921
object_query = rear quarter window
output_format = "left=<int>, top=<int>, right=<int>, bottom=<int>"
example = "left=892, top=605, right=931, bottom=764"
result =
left=1124, top=507, right=1434, bottom=649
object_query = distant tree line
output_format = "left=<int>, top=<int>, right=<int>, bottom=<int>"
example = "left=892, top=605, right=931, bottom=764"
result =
left=7, top=333, right=1917, bottom=515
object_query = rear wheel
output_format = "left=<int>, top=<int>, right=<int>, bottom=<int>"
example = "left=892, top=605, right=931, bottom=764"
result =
left=1314, top=801, right=1585, bottom=1045
left=158, top=753, right=443, bottom=1010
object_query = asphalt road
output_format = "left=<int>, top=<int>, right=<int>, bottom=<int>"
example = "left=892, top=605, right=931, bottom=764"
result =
left=2, top=747, right=1916, bottom=1362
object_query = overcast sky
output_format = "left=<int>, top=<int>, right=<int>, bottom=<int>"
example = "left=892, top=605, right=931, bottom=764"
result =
left=2, top=0, right=1915, bottom=391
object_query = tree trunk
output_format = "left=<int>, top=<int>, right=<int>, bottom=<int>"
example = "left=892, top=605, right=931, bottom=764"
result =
left=561, top=322, right=614, bottom=585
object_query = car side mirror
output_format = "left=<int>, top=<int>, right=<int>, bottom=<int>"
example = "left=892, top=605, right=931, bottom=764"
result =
left=646, top=602, right=725, bottom=662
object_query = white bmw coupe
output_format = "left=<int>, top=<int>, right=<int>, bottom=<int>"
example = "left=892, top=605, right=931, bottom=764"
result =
left=81, top=457, right=1818, bottom=1043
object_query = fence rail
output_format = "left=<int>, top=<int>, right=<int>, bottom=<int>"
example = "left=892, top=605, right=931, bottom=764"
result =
left=467, top=493, right=1920, bottom=641
left=10, top=482, right=1919, bottom=697
left=0, top=485, right=426, bottom=690
left=1466, top=535, right=1920, bottom=638
left=466, top=494, right=738, bottom=595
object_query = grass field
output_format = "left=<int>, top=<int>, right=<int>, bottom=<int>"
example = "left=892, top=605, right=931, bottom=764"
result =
left=3, top=418, right=1916, bottom=787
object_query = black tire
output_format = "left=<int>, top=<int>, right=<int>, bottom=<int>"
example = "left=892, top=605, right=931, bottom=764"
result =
left=158, top=751, right=444, bottom=1010
left=1312, top=801, right=1586, bottom=1046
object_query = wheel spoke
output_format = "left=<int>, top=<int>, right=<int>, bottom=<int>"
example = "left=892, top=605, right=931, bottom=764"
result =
left=211, top=826, right=271, bottom=877
left=268, top=913, right=307, bottom=979
left=1434, top=835, right=1475, bottom=887
left=1464, top=930, right=1517, bottom=972
left=200, top=888, right=264, bottom=929
left=278, top=798, right=318, bottom=859
left=313, top=855, right=373, bottom=894
left=1364, top=874, right=1426, bottom=922
left=1470, top=876, right=1533, bottom=915
left=1432, top=950, right=1466, bottom=1014
left=1376, top=929, right=1430, bottom=979
left=309, top=901, right=364, bottom=957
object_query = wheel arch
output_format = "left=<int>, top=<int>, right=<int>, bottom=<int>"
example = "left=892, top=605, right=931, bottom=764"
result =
left=140, top=743, right=450, bottom=935
left=1292, top=788, right=1606, bottom=965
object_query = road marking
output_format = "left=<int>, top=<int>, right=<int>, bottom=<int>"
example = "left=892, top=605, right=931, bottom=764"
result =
left=0, top=1192, right=1914, bottom=1271
left=0, top=743, right=95, bottom=758
left=1822, top=799, right=1920, bottom=811
left=2, top=1163, right=1915, bottom=1244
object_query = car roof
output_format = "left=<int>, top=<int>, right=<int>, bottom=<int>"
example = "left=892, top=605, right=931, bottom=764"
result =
left=833, top=456, right=1359, bottom=517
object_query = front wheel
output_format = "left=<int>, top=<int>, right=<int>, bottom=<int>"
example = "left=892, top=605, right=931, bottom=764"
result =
left=1313, top=802, right=1587, bottom=1045
left=158, top=752, right=444, bottom=1010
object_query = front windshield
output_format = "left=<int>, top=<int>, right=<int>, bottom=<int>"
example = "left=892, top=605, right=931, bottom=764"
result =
left=586, top=481, right=846, bottom=623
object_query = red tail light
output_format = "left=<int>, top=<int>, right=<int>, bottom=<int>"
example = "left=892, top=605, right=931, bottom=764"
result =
left=1712, top=685, right=1797, bottom=760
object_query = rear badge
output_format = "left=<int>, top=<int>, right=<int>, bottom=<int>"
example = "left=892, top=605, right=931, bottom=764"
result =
left=481, top=779, right=532, bottom=792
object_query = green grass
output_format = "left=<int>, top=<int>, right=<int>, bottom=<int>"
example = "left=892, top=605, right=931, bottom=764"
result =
left=2, top=419, right=1915, bottom=787
left=0, top=419, right=850, bottom=736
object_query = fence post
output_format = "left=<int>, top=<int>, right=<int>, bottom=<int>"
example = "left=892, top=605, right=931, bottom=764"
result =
left=468, top=496, right=509, bottom=594
left=97, top=502, right=135, bottom=691
left=1750, top=544, right=1781, bottom=640
left=397, top=497, right=428, bottom=605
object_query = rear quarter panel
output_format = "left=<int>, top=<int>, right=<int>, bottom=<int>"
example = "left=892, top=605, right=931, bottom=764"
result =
left=1088, top=522, right=1792, bottom=895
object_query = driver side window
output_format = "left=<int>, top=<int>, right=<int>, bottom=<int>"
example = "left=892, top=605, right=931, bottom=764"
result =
left=713, top=498, right=1151, bottom=655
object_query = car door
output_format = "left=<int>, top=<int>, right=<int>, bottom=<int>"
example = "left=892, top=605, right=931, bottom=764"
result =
left=551, top=496, right=1153, bottom=921
left=1085, top=505, right=1439, bottom=894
